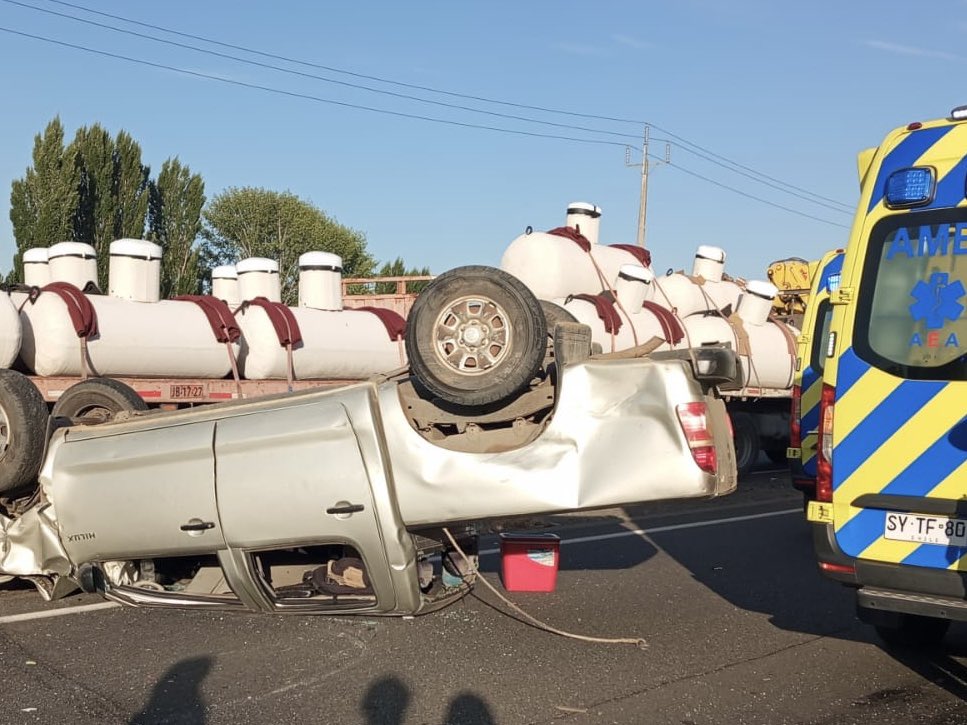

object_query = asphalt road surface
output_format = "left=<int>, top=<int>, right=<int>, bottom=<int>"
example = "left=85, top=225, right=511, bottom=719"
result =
left=2, top=465, right=966, bottom=724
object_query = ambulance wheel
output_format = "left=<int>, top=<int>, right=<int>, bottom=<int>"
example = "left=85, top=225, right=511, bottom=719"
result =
left=51, top=378, right=148, bottom=425
left=874, top=614, right=951, bottom=648
left=731, top=412, right=759, bottom=476
left=0, top=370, right=48, bottom=494
left=406, top=266, right=547, bottom=408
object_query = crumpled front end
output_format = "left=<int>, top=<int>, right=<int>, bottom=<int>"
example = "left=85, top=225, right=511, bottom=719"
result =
left=0, top=500, right=75, bottom=600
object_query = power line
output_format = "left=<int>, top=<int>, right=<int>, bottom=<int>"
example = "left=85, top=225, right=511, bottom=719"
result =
left=0, top=25, right=634, bottom=149
left=41, top=0, right=851, bottom=209
left=656, top=155, right=851, bottom=229
left=652, top=136, right=853, bottom=215
left=0, top=24, right=852, bottom=228
left=3, top=0, right=642, bottom=143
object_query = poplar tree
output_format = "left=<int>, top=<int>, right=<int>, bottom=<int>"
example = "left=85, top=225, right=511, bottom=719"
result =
left=148, top=158, right=206, bottom=297
left=8, top=118, right=79, bottom=282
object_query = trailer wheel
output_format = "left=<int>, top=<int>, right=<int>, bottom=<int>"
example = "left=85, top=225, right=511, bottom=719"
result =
left=731, top=412, right=760, bottom=476
left=874, top=614, right=950, bottom=648
left=406, top=266, right=547, bottom=407
left=0, top=370, right=49, bottom=494
left=51, top=378, right=148, bottom=425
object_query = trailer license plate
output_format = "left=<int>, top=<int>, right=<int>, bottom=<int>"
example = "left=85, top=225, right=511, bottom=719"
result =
left=884, top=512, right=967, bottom=547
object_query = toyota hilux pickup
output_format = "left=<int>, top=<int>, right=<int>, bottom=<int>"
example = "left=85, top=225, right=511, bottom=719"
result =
left=0, top=266, right=738, bottom=616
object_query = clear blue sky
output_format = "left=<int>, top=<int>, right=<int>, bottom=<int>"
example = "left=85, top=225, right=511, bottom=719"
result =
left=0, top=0, right=961, bottom=281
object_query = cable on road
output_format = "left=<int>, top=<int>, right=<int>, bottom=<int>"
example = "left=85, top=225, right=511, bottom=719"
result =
left=442, top=527, right=647, bottom=649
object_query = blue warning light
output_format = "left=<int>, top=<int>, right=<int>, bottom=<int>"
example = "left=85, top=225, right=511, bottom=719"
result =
left=885, top=167, right=934, bottom=208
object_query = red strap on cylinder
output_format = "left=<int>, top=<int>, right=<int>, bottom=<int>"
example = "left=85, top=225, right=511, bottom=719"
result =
left=609, top=244, right=652, bottom=268
left=355, top=306, right=406, bottom=341
left=39, top=282, right=98, bottom=338
left=173, top=295, right=241, bottom=343
left=571, top=293, right=623, bottom=334
left=642, top=301, right=684, bottom=345
left=546, top=226, right=592, bottom=253
left=241, top=297, right=303, bottom=347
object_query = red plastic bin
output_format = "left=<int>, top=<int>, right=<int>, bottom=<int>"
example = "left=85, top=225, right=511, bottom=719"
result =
left=499, top=533, right=561, bottom=592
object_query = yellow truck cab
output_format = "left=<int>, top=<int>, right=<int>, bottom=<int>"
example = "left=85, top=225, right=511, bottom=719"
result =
left=808, top=107, right=967, bottom=646
left=788, top=249, right=844, bottom=505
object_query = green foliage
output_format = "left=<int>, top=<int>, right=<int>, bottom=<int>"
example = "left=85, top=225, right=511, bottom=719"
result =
left=70, top=124, right=150, bottom=287
left=202, top=187, right=375, bottom=304
left=8, top=117, right=79, bottom=281
left=148, top=158, right=206, bottom=297
left=372, top=257, right=433, bottom=294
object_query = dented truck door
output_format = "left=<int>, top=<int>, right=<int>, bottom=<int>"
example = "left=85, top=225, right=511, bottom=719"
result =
left=212, top=389, right=400, bottom=612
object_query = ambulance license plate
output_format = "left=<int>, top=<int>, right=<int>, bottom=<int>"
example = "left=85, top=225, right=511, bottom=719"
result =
left=884, top=512, right=967, bottom=547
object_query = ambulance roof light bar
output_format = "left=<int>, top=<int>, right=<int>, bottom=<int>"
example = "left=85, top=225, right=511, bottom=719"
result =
left=950, top=105, right=967, bottom=120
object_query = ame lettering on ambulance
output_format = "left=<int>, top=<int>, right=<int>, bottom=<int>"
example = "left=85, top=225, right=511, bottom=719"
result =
left=882, top=223, right=965, bottom=352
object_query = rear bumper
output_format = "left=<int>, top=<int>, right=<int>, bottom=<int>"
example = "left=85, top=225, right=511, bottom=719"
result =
left=856, top=586, right=967, bottom=623
left=813, top=522, right=967, bottom=620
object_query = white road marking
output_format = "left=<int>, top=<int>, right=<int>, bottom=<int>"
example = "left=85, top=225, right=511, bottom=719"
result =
left=0, top=601, right=119, bottom=624
left=1, top=508, right=800, bottom=623
left=480, top=508, right=801, bottom=555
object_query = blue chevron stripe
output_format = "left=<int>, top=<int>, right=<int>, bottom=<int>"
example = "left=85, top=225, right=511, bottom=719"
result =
left=835, top=348, right=869, bottom=398
left=902, top=543, right=967, bottom=569
left=833, top=380, right=947, bottom=489
left=836, top=508, right=886, bottom=557
left=819, top=254, right=844, bottom=287
left=882, top=414, right=966, bottom=498
left=929, top=153, right=967, bottom=209
left=868, top=126, right=954, bottom=212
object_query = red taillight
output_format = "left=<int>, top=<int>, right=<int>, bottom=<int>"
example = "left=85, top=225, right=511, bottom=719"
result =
left=677, top=402, right=717, bottom=474
left=819, top=561, right=855, bottom=575
left=789, top=385, right=802, bottom=448
left=815, top=384, right=835, bottom=502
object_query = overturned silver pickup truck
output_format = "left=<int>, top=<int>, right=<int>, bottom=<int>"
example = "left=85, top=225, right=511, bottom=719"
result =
left=0, top=266, right=738, bottom=616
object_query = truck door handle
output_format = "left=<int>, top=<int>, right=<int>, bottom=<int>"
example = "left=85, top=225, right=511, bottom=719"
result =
left=326, top=503, right=365, bottom=516
left=180, top=521, right=216, bottom=532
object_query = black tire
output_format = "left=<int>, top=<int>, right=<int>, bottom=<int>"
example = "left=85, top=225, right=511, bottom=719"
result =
left=51, top=378, right=148, bottom=425
left=0, top=369, right=49, bottom=494
left=731, top=411, right=760, bottom=476
left=874, top=614, right=951, bottom=648
left=540, top=300, right=578, bottom=367
left=405, top=266, right=547, bottom=407
left=540, top=300, right=578, bottom=338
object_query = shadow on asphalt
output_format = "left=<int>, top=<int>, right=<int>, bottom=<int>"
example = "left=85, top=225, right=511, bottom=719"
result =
left=361, top=675, right=495, bottom=725
left=129, top=655, right=212, bottom=725
left=884, top=644, right=967, bottom=703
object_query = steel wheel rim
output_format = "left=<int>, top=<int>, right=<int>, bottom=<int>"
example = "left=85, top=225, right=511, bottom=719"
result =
left=0, top=401, right=9, bottom=461
left=432, top=295, right=512, bottom=376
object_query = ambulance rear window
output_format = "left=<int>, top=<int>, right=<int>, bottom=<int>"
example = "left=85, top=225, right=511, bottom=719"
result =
left=855, top=211, right=966, bottom=380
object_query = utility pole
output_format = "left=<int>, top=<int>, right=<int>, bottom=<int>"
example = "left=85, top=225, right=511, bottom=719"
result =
left=626, top=125, right=670, bottom=248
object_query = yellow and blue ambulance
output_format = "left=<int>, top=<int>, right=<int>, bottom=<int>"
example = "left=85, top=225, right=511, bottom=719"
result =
left=808, top=106, right=967, bottom=645
left=788, top=249, right=844, bottom=506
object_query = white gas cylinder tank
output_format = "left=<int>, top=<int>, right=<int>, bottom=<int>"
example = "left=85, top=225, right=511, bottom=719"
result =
left=552, top=265, right=677, bottom=353
left=237, top=257, right=281, bottom=302
left=48, top=242, right=97, bottom=289
left=211, top=265, right=240, bottom=306
left=0, top=293, right=22, bottom=368
left=235, top=304, right=405, bottom=380
left=22, top=248, right=51, bottom=287
left=500, top=202, right=650, bottom=300
left=652, top=246, right=744, bottom=317
left=108, top=239, right=162, bottom=303
left=19, top=294, right=238, bottom=378
left=675, top=281, right=798, bottom=389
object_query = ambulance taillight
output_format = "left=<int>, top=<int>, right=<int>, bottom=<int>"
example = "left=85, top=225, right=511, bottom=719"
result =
left=789, top=385, right=802, bottom=449
left=816, top=384, right=835, bottom=502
